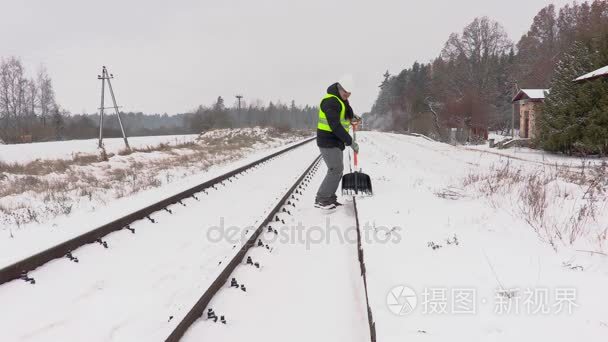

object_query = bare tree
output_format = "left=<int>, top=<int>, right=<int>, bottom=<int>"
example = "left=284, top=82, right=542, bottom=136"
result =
left=0, top=58, right=59, bottom=142
left=440, top=17, right=513, bottom=132
left=37, top=65, right=56, bottom=127
left=425, top=96, right=444, bottom=140
left=24, top=78, right=38, bottom=134
left=442, top=17, right=512, bottom=95
left=0, top=57, right=27, bottom=140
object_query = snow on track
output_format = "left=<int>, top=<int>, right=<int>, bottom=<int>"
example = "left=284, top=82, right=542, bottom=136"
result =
left=182, top=161, right=371, bottom=342
left=0, top=141, right=318, bottom=342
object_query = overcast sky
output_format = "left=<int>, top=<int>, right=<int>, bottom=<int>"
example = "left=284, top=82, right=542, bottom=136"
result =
left=1, top=0, right=571, bottom=115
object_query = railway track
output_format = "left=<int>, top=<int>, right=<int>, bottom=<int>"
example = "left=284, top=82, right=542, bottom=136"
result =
left=165, top=156, right=376, bottom=342
left=0, top=136, right=378, bottom=342
left=165, top=155, right=322, bottom=341
left=0, top=137, right=315, bottom=286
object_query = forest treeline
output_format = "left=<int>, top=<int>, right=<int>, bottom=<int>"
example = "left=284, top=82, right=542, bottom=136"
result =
left=0, top=56, right=316, bottom=143
left=367, top=0, right=608, bottom=153
left=55, top=98, right=317, bottom=141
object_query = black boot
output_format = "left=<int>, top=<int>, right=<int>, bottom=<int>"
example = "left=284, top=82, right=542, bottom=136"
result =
left=314, top=200, right=337, bottom=210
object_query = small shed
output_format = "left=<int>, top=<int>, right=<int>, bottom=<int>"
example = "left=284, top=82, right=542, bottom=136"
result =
left=573, top=65, right=608, bottom=83
left=512, top=89, right=549, bottom=139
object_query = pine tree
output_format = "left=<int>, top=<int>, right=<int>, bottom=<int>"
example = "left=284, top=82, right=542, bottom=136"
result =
left=540, top=41, right=608, bottom=155
left=380, top=70, right=391, bottom=89
left=582, top=79, right=608, bottom=155
left=540, top=42, right=592, bottom=153
left=213, top=96, right=225, bottom=112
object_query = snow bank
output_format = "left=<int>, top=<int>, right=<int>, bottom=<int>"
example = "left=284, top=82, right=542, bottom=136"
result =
left=197, top=127, right=304, bottom=142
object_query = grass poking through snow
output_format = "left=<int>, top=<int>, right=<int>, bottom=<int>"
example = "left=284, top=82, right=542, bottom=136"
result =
left=0, top=128, right=309, bottom=231
left=462, top=160, right=608, bottom=252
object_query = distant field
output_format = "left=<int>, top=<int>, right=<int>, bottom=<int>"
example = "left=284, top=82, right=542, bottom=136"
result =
left=0, top=134, right=199, bottom=163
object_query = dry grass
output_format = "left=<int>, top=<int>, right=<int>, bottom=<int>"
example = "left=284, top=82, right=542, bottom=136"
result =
left=72, top=154, right=102, bottom=165
left=1, top=129, right=301, bottom=228
left=0, top=159, right=71, bottom=175
left=117, top=141, right=202, bottom=156
left=462, top=161, right=608, bottom=250
left=434, top=187, right=466, bottom=200
left=0, top=153, right=111, bottom=176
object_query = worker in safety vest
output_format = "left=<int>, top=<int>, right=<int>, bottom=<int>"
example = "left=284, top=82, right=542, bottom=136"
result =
left=315, top=81, right=360, bottom=210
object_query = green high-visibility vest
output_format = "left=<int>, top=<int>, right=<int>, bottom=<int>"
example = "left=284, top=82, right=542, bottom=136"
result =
left=317, top=94, right=351, bottom=132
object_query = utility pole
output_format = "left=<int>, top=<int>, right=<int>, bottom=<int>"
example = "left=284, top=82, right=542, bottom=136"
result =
left=235, top=95, right=244, bottom=112
left=236, top=95, right=244, bottom=125
left=98, top=68, right=106, bottom=148
left=97, top=66, right=130, bottom=150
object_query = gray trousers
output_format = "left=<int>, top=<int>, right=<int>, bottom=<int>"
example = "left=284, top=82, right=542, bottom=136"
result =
left=316, top=147, right=344, bottom=204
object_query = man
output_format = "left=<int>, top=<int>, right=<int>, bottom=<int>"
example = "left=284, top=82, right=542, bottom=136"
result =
left=315, top=82, right=360, bottom=210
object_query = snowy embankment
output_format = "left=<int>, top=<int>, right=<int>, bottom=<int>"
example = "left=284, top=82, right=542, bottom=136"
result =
left=355, top=131, right=608, bottom=341
left=0, top=128, right=310, bottom=266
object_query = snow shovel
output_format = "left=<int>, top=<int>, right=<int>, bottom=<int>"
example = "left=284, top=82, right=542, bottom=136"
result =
left=342, top=125, right=373, bottom=196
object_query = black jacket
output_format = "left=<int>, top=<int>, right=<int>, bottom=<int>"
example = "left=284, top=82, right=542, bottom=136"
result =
left=316, top=83, right=354, bottom=150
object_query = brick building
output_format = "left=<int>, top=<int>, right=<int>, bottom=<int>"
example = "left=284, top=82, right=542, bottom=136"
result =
left=511, top=89, right=549, bottom=139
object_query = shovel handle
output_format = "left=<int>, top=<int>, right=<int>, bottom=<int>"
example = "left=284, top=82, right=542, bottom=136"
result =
left=352, top=124, right=358, bottom=168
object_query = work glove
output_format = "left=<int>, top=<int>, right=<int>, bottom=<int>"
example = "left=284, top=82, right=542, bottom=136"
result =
left=351, top=114, right=362, bottom=125
left=350, top=141, right=360, bottom=154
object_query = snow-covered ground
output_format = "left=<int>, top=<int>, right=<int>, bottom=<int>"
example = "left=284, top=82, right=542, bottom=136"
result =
left=0, top=128, right=310, bottom=266
left=1, top=131, right=606, bottom=341
left=356, top=132, right=608, bottom=341
left=180, top=131, right=608, bottom=341
left=0, top=142, right=320, bottom=341
left=0, top=134, right=199, bottom=164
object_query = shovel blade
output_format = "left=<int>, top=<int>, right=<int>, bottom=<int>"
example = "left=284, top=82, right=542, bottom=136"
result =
left=341, top=171, right=373, bottom=196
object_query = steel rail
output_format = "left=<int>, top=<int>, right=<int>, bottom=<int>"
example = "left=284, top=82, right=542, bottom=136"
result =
left=165, top=155, right=322, bottom=342
left=353, top=197, right=377, bottom=342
